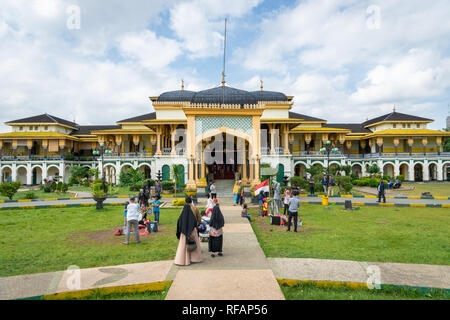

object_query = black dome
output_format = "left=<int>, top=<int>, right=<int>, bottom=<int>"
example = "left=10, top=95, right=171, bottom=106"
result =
left=158, top=90, right=196, bottom=102
left=191, top=86, right=258, bottom=105
left=251, top=91, right=288, bottom=102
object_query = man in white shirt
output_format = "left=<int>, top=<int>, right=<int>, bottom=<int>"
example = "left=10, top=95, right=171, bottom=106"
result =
left=123, top=196, right=141, bottom=245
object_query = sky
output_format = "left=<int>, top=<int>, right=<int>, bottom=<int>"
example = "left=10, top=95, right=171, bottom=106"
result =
left=0, top=0, right=449, bottom=131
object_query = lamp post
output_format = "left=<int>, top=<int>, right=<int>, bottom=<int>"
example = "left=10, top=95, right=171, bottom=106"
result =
left=319, top=140, right=339, bottom=197
left=93, top=142, right=112, bottom=194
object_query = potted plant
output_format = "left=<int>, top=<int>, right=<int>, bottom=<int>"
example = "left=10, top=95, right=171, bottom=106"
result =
left=92, top=182, right=108, bottom=210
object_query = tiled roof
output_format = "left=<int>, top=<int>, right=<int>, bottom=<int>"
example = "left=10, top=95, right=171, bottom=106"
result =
left=362, top=112, right=432, bottom=127
left=323, top=123, right=372, bottom=133
left=71, top=125, right=121, bottom=135
left=118, top=112, right=156, bottom=123
left=5, top=114, right=78, bottom=128
left=289, top=112, right=325, bottom=122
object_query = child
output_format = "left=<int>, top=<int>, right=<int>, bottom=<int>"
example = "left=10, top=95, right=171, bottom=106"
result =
left=205, top=194, right=214, bottom=217
left=240, top=186, right=245, bottom=206
left=262, top=198, right=268, bottom=216
left=241, top=203, right=251, bottom=222
left=123, top=201, right=129, bottom=227
left=152, top=195, right=161, bottom=223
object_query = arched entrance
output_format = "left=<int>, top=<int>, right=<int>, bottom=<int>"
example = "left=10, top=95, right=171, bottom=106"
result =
left=104, top=164, right=117, bottom=185
left=47, top=166, right=60, bottom=182
left=383, top=163, right=394, bottom=178
left=16, top=166, right=27, bottom=185
left=276, top=164, right=284, bottom=183
left=351, top=163, right=362, bottom=178
left=414, top=163, right=423, bottom=181
left=32, top=166, right=43, bottom=185
left=197, top=130, right=252, bottom=182
left=138, top=164, right=151, bottom=180
left=162, top=165, right=170, bottom=181
left=429, top=163, right=437, bottom=181
left=399, top=163, right=409, bottom=180
left=1, top=166, right=12, bottom=182
left=294, top=163, right=307, bottom=178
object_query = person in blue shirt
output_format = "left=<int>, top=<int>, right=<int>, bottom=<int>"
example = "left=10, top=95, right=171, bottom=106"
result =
left=152, top=195, right=161, bottom=223
left=321, top=175, right=328, bottom=194
left=123, top=201, right=129, bottom=227
left=258, top=190, right=264, bottom=216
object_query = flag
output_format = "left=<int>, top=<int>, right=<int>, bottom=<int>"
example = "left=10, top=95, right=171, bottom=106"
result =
left=254, top=179, right=269, bottom=195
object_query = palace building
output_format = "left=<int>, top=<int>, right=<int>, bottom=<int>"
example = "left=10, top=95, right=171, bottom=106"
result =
left=1, top=83, right=450, bottom=187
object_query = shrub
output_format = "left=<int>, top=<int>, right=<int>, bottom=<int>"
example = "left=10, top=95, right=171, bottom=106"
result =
left=145, top=179, right=155, bottom=187
left=162, top=180, right=175, bottom=191
left=92, top=182, right=106, bottom=196
left=368, top=178, right=379, bottom=188
left=0, top=182, right=21, bottom=200
left=172, top=198, right=186, bottom=206
left=43, top=185, right=52, bottom=193
left=24, top=191, right=36, bottom=199
left=314, top=182, right=324, bottom=193
left=396, top=175, right=405, bottom=181
left=49, top=182, right=57, bottom=192
left=350, top=173, right=358, bottom=181
left=335, top=176, right=353, bottom=194
left=290, top=176, right=308, bottom=190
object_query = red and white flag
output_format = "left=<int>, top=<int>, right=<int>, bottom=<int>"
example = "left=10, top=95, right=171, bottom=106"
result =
left=254, top=179, right=269, bottom=195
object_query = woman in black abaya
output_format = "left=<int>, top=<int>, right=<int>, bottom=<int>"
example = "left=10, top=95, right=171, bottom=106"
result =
left=208, top=198, right=225, bottom=257
left=174, top=198, right=203, bottom=266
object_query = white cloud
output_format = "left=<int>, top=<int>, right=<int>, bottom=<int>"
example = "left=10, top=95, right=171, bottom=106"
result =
left=118, top=30, right=182, bottom=71
left=169, top=0, right=261, bottom=58
left=350, top=49, right=450, bottom=105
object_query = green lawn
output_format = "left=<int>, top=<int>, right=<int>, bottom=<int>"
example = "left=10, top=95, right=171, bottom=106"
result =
left=69, top=186, right=186, bottom=198
left=0, top=189, right=74, bottom=201
left=393, top=182, right=450, bottom=197
left=281, top=282, right=449, bottom=300
left=250, top=205, right=450, bottom=265
left=62, top=288, right=170, bottom=300
left=0, top=206, right=182, bottom=277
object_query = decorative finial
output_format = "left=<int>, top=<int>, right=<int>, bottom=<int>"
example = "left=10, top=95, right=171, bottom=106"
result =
left=366, top=116, right=368, bottom=121
left=181, top=79, right=184, bottom=91
left=260, top=79, right=263, bottom=91
left=393, top=104, right=396, bottom=112
left=221, top=71, right=225, bottom=86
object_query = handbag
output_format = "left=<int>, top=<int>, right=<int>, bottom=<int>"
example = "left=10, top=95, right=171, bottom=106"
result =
left=186, top=236, right=197, bottom=252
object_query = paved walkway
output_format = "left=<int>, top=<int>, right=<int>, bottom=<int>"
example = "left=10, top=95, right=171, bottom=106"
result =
left=1, top=205, right=449, bottom=300
left=165, top=206, right=285, bottom=300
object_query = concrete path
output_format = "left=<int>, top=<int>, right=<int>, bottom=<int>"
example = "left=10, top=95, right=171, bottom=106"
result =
left=269, top=258, right=450, bottom=290
left=0, top=260, right=174, bottom=300
left=165, top=205, right=285, bottom=300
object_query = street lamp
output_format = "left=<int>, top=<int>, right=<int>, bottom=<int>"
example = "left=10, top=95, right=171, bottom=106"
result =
left=319, top=140, right=339, bottom=197
left=93, top=142, right=112, bottom=194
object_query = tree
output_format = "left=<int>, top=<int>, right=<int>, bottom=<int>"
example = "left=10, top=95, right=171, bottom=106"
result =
left=444, top=128, right=450, bottom=152
left=306, top=165, right=324, bottom=178
left=172, top=164, right=183, bottom=194
left=367, top=164, right=380, bottom=176
left=69, top=166, right=90, bottom=185
left=0, top=181, right=21, bottom=200
left=119, top=168, right=145, bottom=191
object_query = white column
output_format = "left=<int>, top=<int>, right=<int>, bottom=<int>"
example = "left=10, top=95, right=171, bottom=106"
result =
left=408, top=161, right=415, bottom=182
left=394, top=160, right=400, bottom=178
left=59, top=162, right=65, bottom=183
left=437, top=160, right=443, bottom=181
left=26, top=163, right=32, bottom=185
left=42, top=163, right=48, bottom=182
left=423, top=160, right=429, bottom=181
left=361, top=163, right=367, bottom=177
left=12, top=163, right=17, bottom=182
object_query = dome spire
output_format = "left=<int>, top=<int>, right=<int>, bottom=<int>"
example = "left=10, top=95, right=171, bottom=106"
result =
left=260, top=79, right=263, bottom=91
left=181, top=79, right=184, bottom=91
left=221, top=18, right=227, bottom=88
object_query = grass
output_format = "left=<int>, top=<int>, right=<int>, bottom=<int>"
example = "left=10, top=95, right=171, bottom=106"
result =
left=393, top=182, right=450, bottom=197
left=355, top=182, right=450, bottom=197
left=250, top=204, right=450, bottom=265
left=0, top=206, right=182, bottom=277
left=280, top=282, right=449, bottom=300
left=61, top=287, right=170, bottom=300
left=69, top=186, right=186, bottom=197
left=0, top=189, right=74, bottom=201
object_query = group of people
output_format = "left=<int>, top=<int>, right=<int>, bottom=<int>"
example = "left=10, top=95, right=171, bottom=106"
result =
left=232, top=180, right=246, bottom=206
left=174, top=195, right=225, bottom=266
left=257, top=186, right=302, bottom=232
left=121, top=182, right=162, bottom=245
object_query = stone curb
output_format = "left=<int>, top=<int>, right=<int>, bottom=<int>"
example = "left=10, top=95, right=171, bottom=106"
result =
left=277, top=278, right=450, bottom=295
left=17, top=280, right=172, bottom=300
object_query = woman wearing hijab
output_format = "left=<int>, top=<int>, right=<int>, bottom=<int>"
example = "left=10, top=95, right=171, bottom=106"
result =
left=209, top=198, right=225, bottom=257
left=174, top=197, right=203, bottom=266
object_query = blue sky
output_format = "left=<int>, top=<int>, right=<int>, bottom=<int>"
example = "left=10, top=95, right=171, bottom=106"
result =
left=0, top=0, right=449, bottom=131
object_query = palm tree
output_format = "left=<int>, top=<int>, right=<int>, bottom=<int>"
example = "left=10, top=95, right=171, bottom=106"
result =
left=172, top=164, right=183, bottom=195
